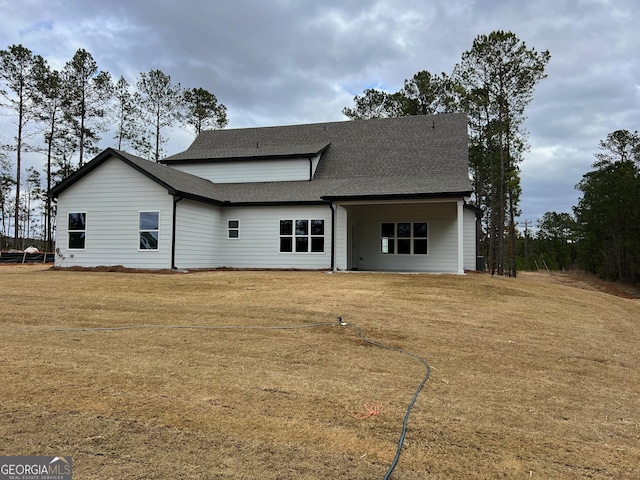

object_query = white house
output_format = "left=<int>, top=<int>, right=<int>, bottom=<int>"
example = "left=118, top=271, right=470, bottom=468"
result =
left=49, top=113, right=480, bottom=273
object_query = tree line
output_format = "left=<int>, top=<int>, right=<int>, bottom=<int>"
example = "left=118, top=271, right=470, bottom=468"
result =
left=0, top=44, right=227, bottom=250
left=508, top=130, right=639, bottom=285
left=573, top=130, right=639, bottom=283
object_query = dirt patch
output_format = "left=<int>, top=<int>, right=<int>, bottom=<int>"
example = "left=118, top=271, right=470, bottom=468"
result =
left=49, top=265, right=183, bottom=274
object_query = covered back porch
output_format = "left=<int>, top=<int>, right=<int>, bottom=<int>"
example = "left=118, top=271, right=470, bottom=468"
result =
left=333, top=199, right=477, bottom=273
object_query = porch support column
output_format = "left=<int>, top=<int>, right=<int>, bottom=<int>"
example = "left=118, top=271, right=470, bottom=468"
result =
left=457, top=200, right=465, bottom=275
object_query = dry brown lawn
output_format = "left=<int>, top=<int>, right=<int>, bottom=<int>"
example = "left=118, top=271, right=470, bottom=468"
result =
left=1, top=265, right=639, bottom=479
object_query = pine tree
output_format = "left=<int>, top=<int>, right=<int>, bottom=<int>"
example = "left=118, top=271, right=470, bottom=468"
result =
left=61, top=48, right=112, bottom=167
left=134, top=69, right=183, bottom=161
left=34, top=62, right=64, bottom=250
left=0, top=44, right=46, bottom=246
left=453, top=31, right=550, bottom=276
left=183, top=87, right=227, bottom=136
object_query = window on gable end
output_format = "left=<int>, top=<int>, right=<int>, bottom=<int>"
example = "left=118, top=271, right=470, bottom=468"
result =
left=68, top=212, right=86, bottom=249
left=139, top=211, right=159, bottom=250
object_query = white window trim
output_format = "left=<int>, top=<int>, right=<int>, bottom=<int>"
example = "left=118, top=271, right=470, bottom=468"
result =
left=139, top=211, right=160, bottom=251
left=227, top=219, right=240, bottom=239
left=68, top=212, right=87, bottom=250
left=279, top=219, right=326, bottom=254
left=380, top=222, right=429, bottom=255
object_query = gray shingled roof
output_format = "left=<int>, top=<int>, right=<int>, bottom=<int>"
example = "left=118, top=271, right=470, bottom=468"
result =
left=164, top=113, right=471, bottom=202
left=50, top=114, right=472, bottom=204
left=114, top=150, right=222, bottom=203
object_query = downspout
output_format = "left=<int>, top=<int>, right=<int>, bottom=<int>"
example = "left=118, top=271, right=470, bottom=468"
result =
left=171, top=196, right=183, bottom=269
left=329, top=201, right=335, bottom=271
left=50, top=198, right=57, bottom=259
left=308, top=156, right=313, bottom=181
left=457, top=200, right=465, bottom=275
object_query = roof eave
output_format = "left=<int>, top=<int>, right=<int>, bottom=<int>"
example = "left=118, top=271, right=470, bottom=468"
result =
left=221, top=200, right=328, bottom=207
left=322, top=191, right=473, bottom=202
left=177, top=191, right=226, bottom=206
left=161, top=143, right=331, bottom=165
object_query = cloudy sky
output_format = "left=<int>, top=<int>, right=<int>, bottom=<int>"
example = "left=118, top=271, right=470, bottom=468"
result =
left=1, top=0, right=638, bottom=225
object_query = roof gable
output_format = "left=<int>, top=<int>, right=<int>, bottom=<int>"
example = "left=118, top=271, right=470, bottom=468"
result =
left=48, top=148, right=222, bottom=204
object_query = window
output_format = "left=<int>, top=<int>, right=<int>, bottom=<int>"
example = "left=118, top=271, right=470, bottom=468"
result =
left=68, top=212, right=86, bottom=249
left=228, top=220, right=239, bottom=239
left=381, top=222, right=428, bottom=255
left=280, top=219, right=325, bottom=253
left=139, top=211, right=159, bottom=250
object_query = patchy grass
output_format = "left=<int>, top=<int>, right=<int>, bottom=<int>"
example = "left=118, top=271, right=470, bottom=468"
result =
left=1, top=265, right=639, bottom=479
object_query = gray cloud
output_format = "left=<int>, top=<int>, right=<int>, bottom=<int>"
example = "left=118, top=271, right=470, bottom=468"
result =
left=1, top=0, right=638, bottom=224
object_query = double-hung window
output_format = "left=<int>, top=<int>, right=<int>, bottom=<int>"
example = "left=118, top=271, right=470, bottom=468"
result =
left=280, top=219, right=325, bottom=253
left=381, top=222, right=428, bottom=255
left=68, top=212, right=86, bottom=249
left=139, top=211, right=159, bottom=250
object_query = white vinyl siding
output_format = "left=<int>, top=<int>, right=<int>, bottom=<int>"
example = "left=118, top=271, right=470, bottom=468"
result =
left=463, top=207, right=477, bottom=270
left=217, top=205, right=332, bottom=269
left=173, top=200, right=221, bottom=268
left=54, top=157, right=333, bottom=270
left=171, top=158, right=313, bottom=183
left=310, top=154, right=321, bottom=178
left=334, top=206, right=348, bottom=270
left=54, top=157, right=173, bottom=269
